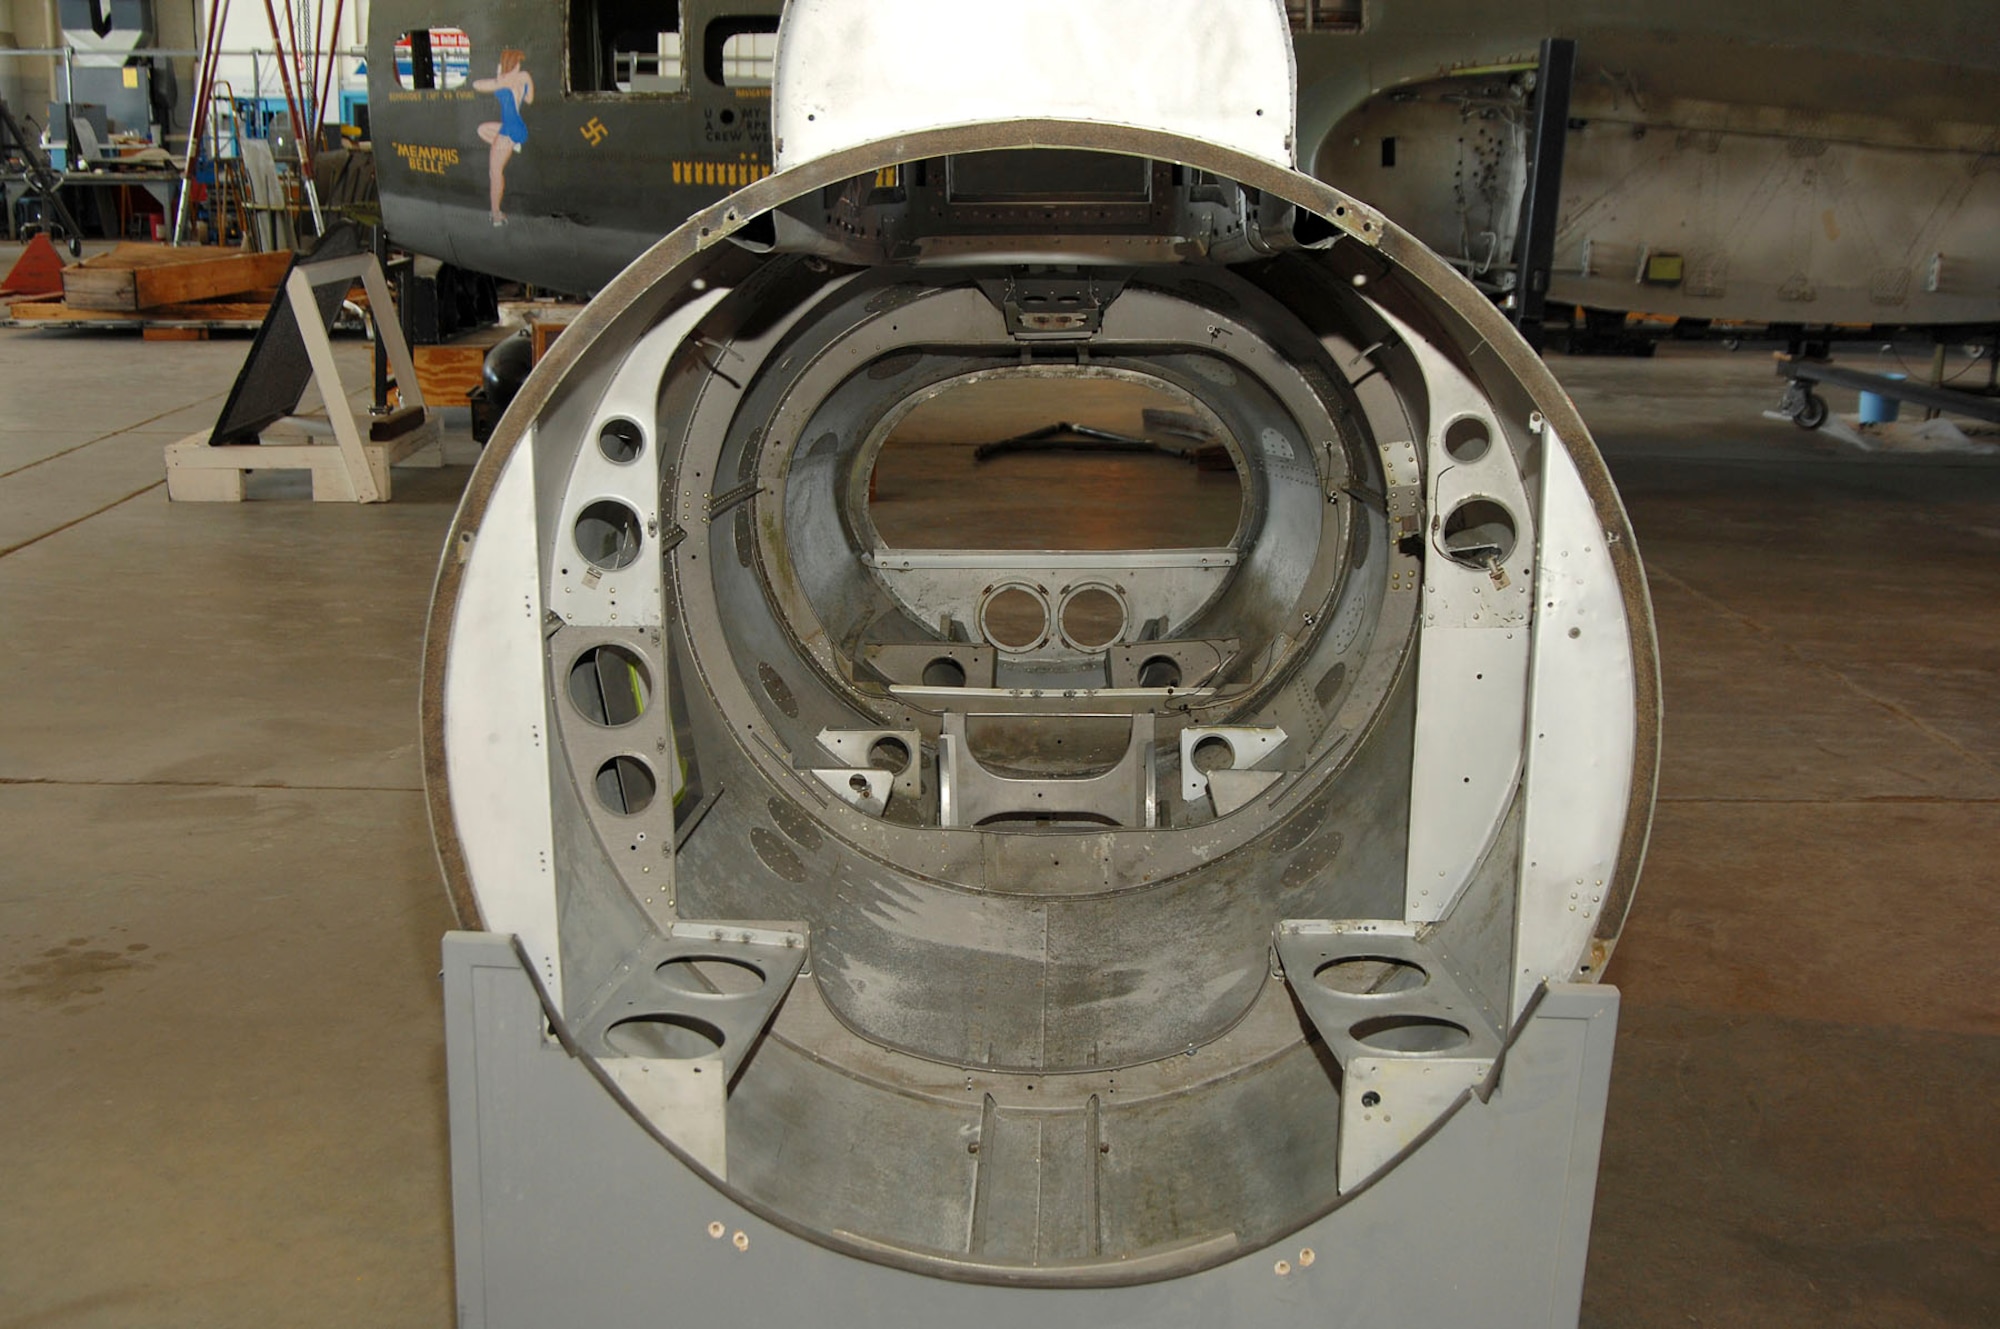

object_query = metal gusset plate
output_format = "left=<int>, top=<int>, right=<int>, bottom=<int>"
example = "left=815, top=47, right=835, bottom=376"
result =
left=577, top=921, right=810, bottom=1085
left=816, top=727, right=923, bottom=803
left=1275, top=920, right=1502, bottom=1192
left=1179, top=725, right=1288, bottom=810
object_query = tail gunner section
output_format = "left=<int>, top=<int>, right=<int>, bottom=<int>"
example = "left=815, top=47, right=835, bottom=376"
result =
left=425, top=0, right=1657, bottom=1299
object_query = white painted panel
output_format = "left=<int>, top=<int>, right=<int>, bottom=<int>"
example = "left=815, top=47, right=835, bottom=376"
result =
left=1513, top=432, right=1637, bottom=1018
left=772, top=0, right=1298, bottom=171
left=1404, top=628, right=1529, bottom=921
left=445, top=432, right=564, bottom=1006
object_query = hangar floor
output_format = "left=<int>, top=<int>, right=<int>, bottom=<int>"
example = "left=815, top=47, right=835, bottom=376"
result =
left=0, top=320, right=1995, bottom=1326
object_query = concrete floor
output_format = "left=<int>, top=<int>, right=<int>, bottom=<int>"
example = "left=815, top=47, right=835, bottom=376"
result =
left=1, top=322, right=1995, bottom=1326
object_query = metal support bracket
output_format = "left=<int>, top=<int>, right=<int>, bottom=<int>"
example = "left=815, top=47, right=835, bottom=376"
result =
left=938, top=711, right=1157, bottom=828
left=815, top=727, right=923, bottom=804
left=571, top=921, right=809, bottom=1178
left=1275, top=920, right=1502, bottom=1192
left=977, top=271, right=1129, bottom=340
left=810, top=767, right=892, bottom=816
left=1179, top=725, right=1288, bottom=813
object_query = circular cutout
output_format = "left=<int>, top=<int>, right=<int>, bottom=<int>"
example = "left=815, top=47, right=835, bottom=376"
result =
left=1349, top=1014, right=1470, bottom=1054
left=656, top=956, right=766, bottom=996
left=921, top=657, right=967, bottom=688
left=1313, top=956, right=1429, bottom=996
left=1059, top=586, right=1126, bottom=651
left=1442, top=416, right=1490, bottom=464
left=604, top=1013, right=724, bottom=1059
left=1440, top=498, right=1517, bottom=568
left=593, top=754, right=658, bottom=815
left=575, top=499, right=644, bottom=571
left=567, top=645, right=651, bottom=726
left=981, top=585, right=1049, bottom=651
left=867, top=736, right=912, bottom=773
left=1137, top=655, right=1183, bottom=689
left=598, top=418, right=645, bottom=464
left=1190, top=735, right=1235, bottom=774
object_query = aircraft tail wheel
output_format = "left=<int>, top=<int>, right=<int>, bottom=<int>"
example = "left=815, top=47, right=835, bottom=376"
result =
left=1793, top=389, right=1829, bottom=430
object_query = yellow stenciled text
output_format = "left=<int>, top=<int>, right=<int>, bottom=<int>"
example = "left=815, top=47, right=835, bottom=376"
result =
left=394, top=142, right=462, bottom=175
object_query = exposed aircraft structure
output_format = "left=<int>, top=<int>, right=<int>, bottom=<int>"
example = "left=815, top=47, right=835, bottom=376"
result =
left=370, top=0, right=2000, bottom=337
left=425, top=1, right=1658, bottom=1321
left=1299, top=2, right=2000, bottom=329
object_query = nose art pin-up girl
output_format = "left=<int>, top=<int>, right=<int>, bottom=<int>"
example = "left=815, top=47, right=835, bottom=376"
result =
left=474, top=49, right=533, bottom=225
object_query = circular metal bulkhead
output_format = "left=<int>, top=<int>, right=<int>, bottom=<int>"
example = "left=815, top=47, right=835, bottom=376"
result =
left=423, top=121, right=1658, bottom=1287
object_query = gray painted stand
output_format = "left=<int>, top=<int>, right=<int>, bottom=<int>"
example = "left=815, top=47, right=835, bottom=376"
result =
left=445, top=931, right=1618, bottom=1328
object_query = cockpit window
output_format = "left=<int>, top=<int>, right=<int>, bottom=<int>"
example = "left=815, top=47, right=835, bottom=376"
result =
left=704, top=16, right=778, bottom=88
left=394, top=28, right=472, bottom=90
left=568, top=0, right=685, bottom=95
left=1284, top=0, right=1364, bottom=32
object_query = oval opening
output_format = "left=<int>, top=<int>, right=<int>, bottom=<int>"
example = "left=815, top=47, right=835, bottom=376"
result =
left=576, top=499, right=644, bottom=571
left=1313, top=956, right=1429, bottom=996
left=868, top=370, right=1241, bottom=551
left=867, top=736, right=912, bottom=773
left=1137, top=655, right=1183, bottom=689
left=1349, top=1014, right=1470, bottom=1054
left=1441, top=498, right=1517, bottom=568
left=656, top=956, right=766, bottom=996
left=922, top=657, right=967, bottom=688
left=604, top=1013, right=725, bottom=1059
left=981, top=585, right=1048, bottom=651
left=599, top=418, right=645, bottom=464
left=567, top=644, right=651, bottom=726
left=1313, top=660, right=1347, bottom=708
left=1060, top=586, right=1126, bottom=650
left=594, top=754, right=658, bottom=815
left=974, top=810, right=1122, bottom=829
left=1442, top=416, right=1490, bottom=464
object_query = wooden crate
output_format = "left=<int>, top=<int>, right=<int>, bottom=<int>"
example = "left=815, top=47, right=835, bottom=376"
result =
left=531, top=317, right=569, bottom=364
left=62, top=243, right=295, bottom=312
left=413, top=325, right=511, bottom=407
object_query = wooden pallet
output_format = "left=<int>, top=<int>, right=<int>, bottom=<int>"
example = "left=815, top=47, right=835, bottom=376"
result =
left=60, top=243, right=295, bottom=312
left=2, top=290, right=274, bottom=331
